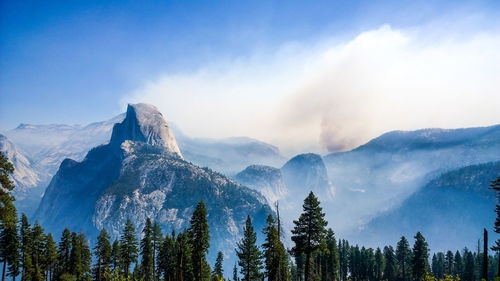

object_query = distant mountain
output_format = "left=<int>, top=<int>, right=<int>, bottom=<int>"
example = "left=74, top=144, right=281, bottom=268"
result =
left=234, top=165, right=287, bottom=204
left=33, top=103, right=272, bottom=273
left=171, top=124, right=286, bottom=176
left=353, top=161, right=500, bottom=252
left=323, top=124, right=500, bottom=233
left=0, top=133, right=45, bottom=215
left=6, top=114, right=125, bottom=177
left=281, top=153, right=334, bottom=201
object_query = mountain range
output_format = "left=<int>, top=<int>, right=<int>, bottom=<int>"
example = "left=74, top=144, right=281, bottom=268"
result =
left=32, top=103, right=272, bottom=273
left=1, top=103, right=499, bottom=265
left=1, top=111, right=285, bottom=216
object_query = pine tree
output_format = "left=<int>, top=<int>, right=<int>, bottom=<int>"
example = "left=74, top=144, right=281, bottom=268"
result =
left=70, top=232, right=83, bottom=280
left=110, top=240, right=121, bottom=273
left=412, top=232, right=429, bottom=281
left=151, top=221, right=163, bottom=281
left=339, top=240, right=349, bottom=281
left=490, top=175, right=500, bottom=277
left=291, top=192, right=328, bottom=281
left=463, top=250, right=475, bottom=281
left=158, top=231, right=176, bottom=281
left=57, top=228, right=72, bottom=276
left=188, top=201, right=210, bottom=281
left=120, top=219, right=139, bottom=279
left=454, top=251, right=463, bottom=278
left=433, top=252, right=444, bottom=279
left=396, top=236, right=412, bottom=281
left=236, top=216, right=262, bottom=281
left=213, top=252, right=224, bottom=280
left=93, top=229, right=112, bottom=281
left=43, top=234, right=57, bottom=281
left=0, top=152, right=15, bottom=223
left=1, top=204, right=20, bottom=281
left=176, top=230, right=194, bottom=281
left=445, top=251, right=454, bottom=276
left=141, top=218, right=154, bottom=281
left=383, top=246, right=397, bottom=281
left=0, top=152, right=17, bottom=281
left=262, top=215, right=281, bottom=281
left=78, top=233, right=92, bottom=281
left=374, top=248, right=385, bottom=281
left=325, top=229, right=339, bottom=281
left=20, top=214, right=33, bottom=281
left=432, top=254, right=438, bottom=278
left=30, top=222, right=45, bottom=281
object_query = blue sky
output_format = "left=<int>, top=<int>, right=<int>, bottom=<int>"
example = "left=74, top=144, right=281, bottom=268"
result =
left=1, top=0, right=499, bottom=153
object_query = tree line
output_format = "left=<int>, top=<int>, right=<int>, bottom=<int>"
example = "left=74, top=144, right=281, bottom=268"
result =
left=1, top=153, right=500, bottom=281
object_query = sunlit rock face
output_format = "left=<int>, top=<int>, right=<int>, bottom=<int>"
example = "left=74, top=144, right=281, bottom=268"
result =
left=110, top=103, right=183, bottom=158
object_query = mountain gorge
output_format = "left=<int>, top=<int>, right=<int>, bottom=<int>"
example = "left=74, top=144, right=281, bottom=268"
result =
left=357, top=161, right=500, bottom=251
left=33, top=103, right=272, bottom=271
left=322, top=125, right=500, bottom=233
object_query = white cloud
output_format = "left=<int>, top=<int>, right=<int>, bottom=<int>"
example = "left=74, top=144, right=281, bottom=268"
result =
left=123, top=24, right=500, bottom=155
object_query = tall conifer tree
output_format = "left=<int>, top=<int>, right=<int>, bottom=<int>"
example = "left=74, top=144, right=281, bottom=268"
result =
left=158, top=232, right=176, bottom=281
left=188, top=201, right=210, bottom=281
left=291, top=192, right=327, bottom=281
left=262, top=215, right=281, bottom=281
left=151, top=221, right=162, bottom=281
left=93, top=229, right=111, bottom=281
left=383, top=246, right=397, bottom=281
left=70, top=232, right=83, bottom=280
left=176, top=230, right=194, bottom=281
left=374, top=248, right=385, bottom=281
left=110, top=240, right=121, bottom=273
left=454, top=251, right=463, bottom=278
left=43, top=234, right=57, bottom=281
left=325, top=229, right=340, bottom=281
left=20, top=214, right=33, bottom=281
left=1, top=204, right=19, bottom=281
left=57, top=228, right=72, bottom=276
left=411, top=232, right=429, bottom=281
left=213, top=252, right=224, bottom=280
left=0, top=152, right=15, bottom=225
left=463, top=250, right=475, bottom=281
left=236, top=216, right=262, bottom=281
left=30, top=222, right=45, bottom=281
left=141, top=218, right=154, bottom=281
left=78, top=233, right=92, bottom=281
left=396, top=236, right=412, bottom=281
left=120, top=219, right=139, bottom=279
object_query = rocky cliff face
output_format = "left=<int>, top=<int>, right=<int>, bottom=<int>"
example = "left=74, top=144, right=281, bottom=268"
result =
left=110, top=104, right=182, bottom=158
left=0, top=134, right=40, bottom=190
left=235, top=165, right=287, bottom=204
left=33, top=103, right=272, bottom=271
left=281, top=153, right=334, bottom=201
left=0, top=133, right=45, bottom=215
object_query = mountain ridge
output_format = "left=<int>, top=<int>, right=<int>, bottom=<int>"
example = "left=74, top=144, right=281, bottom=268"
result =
left=33, top=103, right=273, bottom=274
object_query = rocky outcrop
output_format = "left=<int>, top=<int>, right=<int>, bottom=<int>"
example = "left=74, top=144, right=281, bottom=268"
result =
left=235, top=165, right=287, bottom=204
left=110, top=104, right=182, bottom=158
